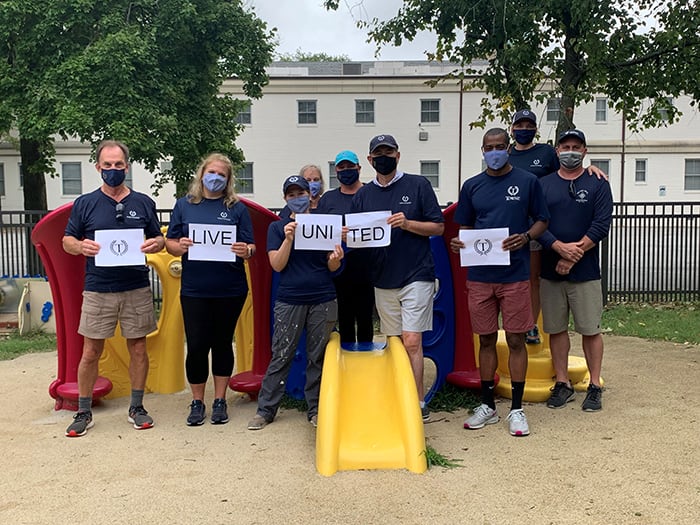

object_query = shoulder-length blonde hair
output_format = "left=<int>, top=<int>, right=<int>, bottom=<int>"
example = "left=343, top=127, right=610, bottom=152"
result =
left=187, top=153, right=239, bottom=208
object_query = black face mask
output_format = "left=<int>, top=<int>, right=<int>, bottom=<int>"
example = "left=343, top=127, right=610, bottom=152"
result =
left=337, top=168, right=360, bottom=185
left=372, top=155, right=397, bottom=175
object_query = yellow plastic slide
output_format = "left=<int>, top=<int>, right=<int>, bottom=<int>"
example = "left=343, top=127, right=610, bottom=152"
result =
left=316, top=333, right=428, bottom=476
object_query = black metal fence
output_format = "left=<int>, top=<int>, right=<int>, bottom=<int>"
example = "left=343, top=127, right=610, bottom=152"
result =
left=2, top=203, right=699, bottom=302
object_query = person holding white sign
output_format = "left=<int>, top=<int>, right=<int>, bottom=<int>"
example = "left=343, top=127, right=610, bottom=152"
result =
left=351, top=134, right=445, bottom=422
left=248, top=175, right=343, bottom=431
left=62, top=140, right=164, bottom=437
left=451, top=128, right=549, bottom=437
left=166, top=153, right=256, bottom=427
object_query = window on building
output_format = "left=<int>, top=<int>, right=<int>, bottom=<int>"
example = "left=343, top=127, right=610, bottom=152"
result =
left=657, top=97, right=674, bottom=123
left=327, top=161, right=340, bottom=190
left=0, top=163, right=5, bottom=196
left=590, top=159, right=610, bottom=177
left=546, top=98, right=561, bottom=122
left=18, top=163, right=23, bottom=187
left=420, top=99, right=440, bottom=123
left=235, top=100, right=252, bottom=125
left=61, top=162, right=82, bottom=195
left=355, top=99, right=375, bottom=124
left=595, top=98, right=608, bottom=122
left=685, top=159, right=700, bottom=191
left=635, top=159, right=647, bottom=183
left=297, top=100, right=317, bottom=124
left=236, top=163, right=254, bottom=193
left=420, top=161, right=440, bottom=188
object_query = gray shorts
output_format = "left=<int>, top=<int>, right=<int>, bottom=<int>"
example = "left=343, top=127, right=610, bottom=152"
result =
left=540, top=279, right=603, bottom=336
left=374, top=280, right=435, bottom=335
left=78, top=287, right=157, bottom=340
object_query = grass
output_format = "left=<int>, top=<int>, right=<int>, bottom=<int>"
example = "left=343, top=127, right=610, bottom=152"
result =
left=424, top=443, right=463, bottom=469
left=0, top=330, right=56, bottom=361
left=601, top=302, right=700, bottom=345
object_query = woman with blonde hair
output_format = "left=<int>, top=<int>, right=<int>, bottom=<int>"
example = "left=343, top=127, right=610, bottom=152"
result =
left=166, top=153, right=256, bottom=426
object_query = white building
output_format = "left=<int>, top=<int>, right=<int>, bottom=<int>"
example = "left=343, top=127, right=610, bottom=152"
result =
left=2, top=60, right=699, bottom=210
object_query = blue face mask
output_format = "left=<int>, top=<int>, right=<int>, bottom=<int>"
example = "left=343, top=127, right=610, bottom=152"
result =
left=101, top=168, right=126, bottom=187
left=202, top=172, right=227, bottom=193
left=513, top=129, right=537, bottom=145
left=287, top=195, right=310, bottom=214
left=337, top=168, right=360, bottom=186
left=308, top=181, right=322, bottom=197
left=483, top=149, right=509, bottom=171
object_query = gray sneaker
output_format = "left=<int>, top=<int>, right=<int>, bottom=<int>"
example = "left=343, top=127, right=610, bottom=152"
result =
left=128, top=405, right=154, bottom=430
left=507, top=409, right=530, bottom=437
left=309, top=414, right=318, bottom=428
left=547, top=382, right=575, bottom=409
left=211, top=398, right=229, bottom=425
left=463, top=404, right=499, bottom=429
left=186, top=400, right=206, bottom=426
left=65, top=411, right=93, bottom=437
left=247, top=414, right=270, bottom=431
left=582, top=384, right=603, bottom=412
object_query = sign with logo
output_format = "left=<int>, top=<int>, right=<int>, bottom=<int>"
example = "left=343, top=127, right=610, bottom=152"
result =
left=94, top=228, right=146, bottom=267
left=458, top=228, right=510, bottom=267
left=188, top=223, right=237, bottom=262
left=344, top=211, right=391, bottom=248
left=294, top=214, right=342, bottom=251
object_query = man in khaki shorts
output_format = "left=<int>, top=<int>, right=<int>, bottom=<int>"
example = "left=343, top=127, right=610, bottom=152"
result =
left=538, top=129, right=613, bottom=412
left=62, top=140, right=164, bottom=437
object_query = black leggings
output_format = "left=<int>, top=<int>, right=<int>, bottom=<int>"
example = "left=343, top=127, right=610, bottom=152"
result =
left=334, top=272, right=375, bottom=344
left=181, top=295, right=246, bottom=384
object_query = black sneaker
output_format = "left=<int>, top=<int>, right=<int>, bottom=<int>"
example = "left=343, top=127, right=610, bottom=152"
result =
left=421, top=405, right=430, bottom=422
left=210, top=398, right=229, bottom=425
left=547, top=382, right=575, bottom=409
left=128, top=405, right=154, bottom=430
left=65, top=411, right=93, bottom=437
left=526, top=326, right=541, bottom=345
left=187, top=400, right=206, bottom=426
left=582, top=384, right=603, bottom=412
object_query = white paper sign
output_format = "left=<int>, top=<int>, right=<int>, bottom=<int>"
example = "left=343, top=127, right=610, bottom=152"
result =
left=94, top=228, right=146, bottom=267
left=459, top=228, right=510, bottom=267
left=344, top=211, right=392, bottom=248
left=294, top=214, right=342, bottom=251
left=188, top=223, right=237, bottom=262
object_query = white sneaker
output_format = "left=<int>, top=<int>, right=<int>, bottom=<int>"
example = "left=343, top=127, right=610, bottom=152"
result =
left=463, top=404, right=499, bottom=429
left=507, top=409, right=530, bottom=437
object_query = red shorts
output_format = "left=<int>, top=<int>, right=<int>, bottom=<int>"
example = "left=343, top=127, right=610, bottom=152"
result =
left=466, top=280, right=533, bottom=335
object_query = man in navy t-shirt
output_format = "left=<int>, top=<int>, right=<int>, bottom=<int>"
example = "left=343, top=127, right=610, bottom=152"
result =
left=451, top=128, right=549, bottom=437
left=62, top=140, right=164, bottom=437
left=538, top=129, right=613, bottom=412
left=351, top=134, right=445, bottom=422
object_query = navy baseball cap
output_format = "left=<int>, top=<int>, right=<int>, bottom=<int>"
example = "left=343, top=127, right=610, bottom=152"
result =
left=512, top=109, right=537, bottom=125
left=557, top=129, right=587, bottom=146
left=282, top=175, right=310, bottom=194
left=369, top=134, right=399, bottom=153
left=335, top=150, right=359, bottom=165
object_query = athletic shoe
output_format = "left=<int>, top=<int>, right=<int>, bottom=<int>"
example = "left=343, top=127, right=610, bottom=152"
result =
left=547, top=382, right=576, bottom=409
left=463, top=404, right=499, bottom=429
left=526, top=326, right=541, bottom=345
left=309, top=415, right=318, bottom=428
left=65, top=411, right=94, bottom=437
left=507, top=409, right=530, bottom=437
left=421, top=405, right=430, bottom=422
left=582, top=384, right=603, bottom=412
left=186, top=400, right=206, bottom=426
left=211, top=398, right=229, bottom=424
left=247, top=414, right=270, bottom=431
left=128, top=405, right=154, bottom=430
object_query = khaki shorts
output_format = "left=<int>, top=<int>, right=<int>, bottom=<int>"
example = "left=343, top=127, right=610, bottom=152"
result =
left=467, top=280, right=533, bottom=334
left=79, top=287, right=157, bottom=340
left=374, top=280, right=435, bottom=335
left=540, top=279, right=603, bottom=336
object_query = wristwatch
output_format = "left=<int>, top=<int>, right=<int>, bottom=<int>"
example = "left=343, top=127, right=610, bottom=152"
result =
left=523, top=232, right=531, bottom=242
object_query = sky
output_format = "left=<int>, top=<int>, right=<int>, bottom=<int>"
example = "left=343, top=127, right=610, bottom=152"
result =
left=247, top=0, right=438, bottom=61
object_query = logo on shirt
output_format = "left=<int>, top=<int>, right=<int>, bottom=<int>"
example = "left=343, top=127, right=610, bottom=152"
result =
left=474, top=238, right=493, bottom=256
left=399, top=195, right=412, bottom=205
left=532, top=160, right=541, bottom=166
left=109, top=239, right=129, bottom=256
left=506, top=185, right=521, bottom=201
left=124, top=209, right=142, bottom=220
left=218, top=211, right=231, bottom=221
left=573, top=189, right=589, bottom=203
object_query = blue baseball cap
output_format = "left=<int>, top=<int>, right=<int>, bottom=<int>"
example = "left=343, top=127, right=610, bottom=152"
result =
left=557, top=129, right=587, bottom=146
left=512, top=109, right=537, bottom=125
left=369, top=134, right=399, bottom=153
left=335, top=150, right=359, bottom=165
left=282, top=175, right=310, bottom=194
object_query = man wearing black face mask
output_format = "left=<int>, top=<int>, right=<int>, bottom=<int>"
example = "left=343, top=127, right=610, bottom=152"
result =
left=62, top=140, right=164, bottom=437
left=352, top=134, right=445, bottom=422
left=538, top=129, right=613, bottom=412
left=316, top=150, right=375, bottom=344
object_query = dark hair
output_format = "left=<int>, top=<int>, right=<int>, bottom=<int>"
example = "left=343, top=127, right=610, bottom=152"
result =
left=483, top=128, right=509, bottom=145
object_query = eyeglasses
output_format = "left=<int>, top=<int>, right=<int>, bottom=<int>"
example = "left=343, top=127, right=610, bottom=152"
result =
left=568, top=179, right=577, bottom=199
left=115, top=203, right=125, bottom=222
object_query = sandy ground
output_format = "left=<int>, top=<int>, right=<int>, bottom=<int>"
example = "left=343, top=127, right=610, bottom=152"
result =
left=1, top=335, right=699, bottom=525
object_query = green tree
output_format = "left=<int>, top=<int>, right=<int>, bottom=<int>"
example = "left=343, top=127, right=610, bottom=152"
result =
left=324, top=0, right=700, bottom=135
left=276, top=49, right=351, bottom=62
left=0, top=0, right=275, bottom=210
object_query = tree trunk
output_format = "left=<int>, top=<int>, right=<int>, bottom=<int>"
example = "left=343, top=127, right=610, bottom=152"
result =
left=20, top=138, right=48, bottom=276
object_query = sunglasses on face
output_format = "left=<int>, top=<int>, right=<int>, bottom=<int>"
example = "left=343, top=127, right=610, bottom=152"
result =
left=115, top=203, right=125, bottom=222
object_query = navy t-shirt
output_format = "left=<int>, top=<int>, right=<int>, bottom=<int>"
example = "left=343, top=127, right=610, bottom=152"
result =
left=509, top=143, right=560, bottom=179
left=351, top=173, right=444, bottom=289
left=166, top=197, right=254, bottom=297
left=64, top=188, right=162, bottom=292
left=267, top=217, right=336, bottom=305
left=539, top=170, right=613, bottom=282
left=455, top=167, right=550, bottom=283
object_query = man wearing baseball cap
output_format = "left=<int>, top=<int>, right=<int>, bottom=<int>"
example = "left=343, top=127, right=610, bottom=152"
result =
left=538, top=128, right=613, bottom=412
left=351, top=134, right=445, bottom=422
